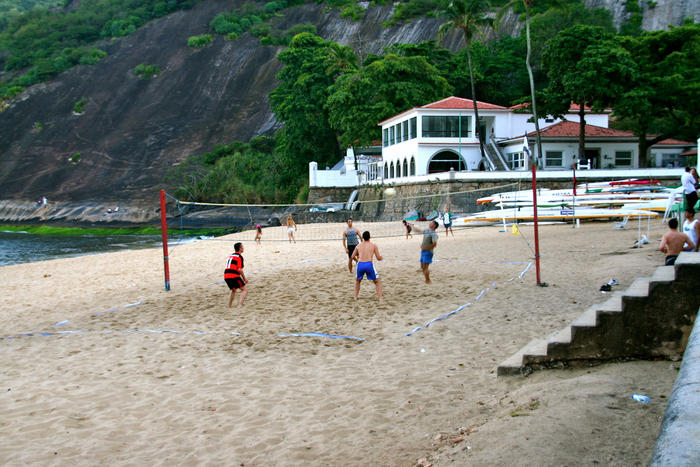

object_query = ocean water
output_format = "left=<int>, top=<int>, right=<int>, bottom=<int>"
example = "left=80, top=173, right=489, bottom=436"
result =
left=0, top=230, right=164, bottom=266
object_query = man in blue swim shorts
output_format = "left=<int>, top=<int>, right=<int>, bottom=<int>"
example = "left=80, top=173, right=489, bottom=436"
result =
left=420, top=220, right=439, bottom=284
left=350, top=231, right=383, bottom=301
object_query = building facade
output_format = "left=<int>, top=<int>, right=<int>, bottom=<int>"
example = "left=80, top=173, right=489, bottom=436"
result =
left=309, top=96, right=694, bottom=187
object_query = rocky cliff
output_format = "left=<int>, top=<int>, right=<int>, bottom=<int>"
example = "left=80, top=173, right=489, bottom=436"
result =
left=0, top=0, right=695, bottom=216
left=0, top=1, right=447, bottom=210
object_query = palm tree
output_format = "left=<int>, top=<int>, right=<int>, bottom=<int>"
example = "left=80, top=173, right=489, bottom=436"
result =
left=497, top=0, right=551, bottom=166
left=521, top=0, right=543, bottom=166
left=439, top=0, right=493, bottom=169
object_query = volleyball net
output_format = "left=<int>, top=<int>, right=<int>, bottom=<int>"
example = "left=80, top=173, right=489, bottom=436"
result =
left=162, top=182, right=519, bottom=242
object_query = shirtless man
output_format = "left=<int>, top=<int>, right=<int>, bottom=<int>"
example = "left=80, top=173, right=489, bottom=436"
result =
left=659, top=218, right=695, bottom=266
left=350, top=231, right=383, bottom=301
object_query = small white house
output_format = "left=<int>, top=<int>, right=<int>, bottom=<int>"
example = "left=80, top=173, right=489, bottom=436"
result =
left=309, top=96, right=694, bottom=187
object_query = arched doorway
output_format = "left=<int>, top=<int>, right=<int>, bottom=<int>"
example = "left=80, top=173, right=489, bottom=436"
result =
left=427, top=151, right=467, bottom=173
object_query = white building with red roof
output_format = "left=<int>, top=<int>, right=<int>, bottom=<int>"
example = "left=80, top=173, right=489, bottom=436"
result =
left=309, top=96, right=694, bottom=187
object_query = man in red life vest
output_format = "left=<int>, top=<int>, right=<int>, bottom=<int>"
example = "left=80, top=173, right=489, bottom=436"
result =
left=224, top=242, right=248, bottom=307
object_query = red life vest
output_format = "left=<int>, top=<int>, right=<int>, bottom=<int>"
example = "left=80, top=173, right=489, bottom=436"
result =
left=224, top=253, right=243, bottom=279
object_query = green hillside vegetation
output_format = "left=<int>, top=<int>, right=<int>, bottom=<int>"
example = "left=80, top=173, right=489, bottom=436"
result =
left=0, top=0, right=62, bottom=32
left=0, top=0, right=203, bottom=98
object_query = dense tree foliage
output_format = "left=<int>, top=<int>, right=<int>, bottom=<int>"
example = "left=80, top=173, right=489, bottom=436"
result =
left=166, top=136, right=294, bottom=203
left=270, top=33, right=354, bottom=187
left=613, top=24, right=700, bottom=167
left=0, top=0, right=61, bottom=32
left=439, top=0, right=493, bottom=162
left=543, top=25, right=637, bottom=161
left=326, top=53, right=451, bottom=147
left=0, top=0, right=202, bottom=98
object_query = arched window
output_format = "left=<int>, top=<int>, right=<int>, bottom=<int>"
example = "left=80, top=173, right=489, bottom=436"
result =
left=396, top=160, right=401, bottom=178
left=403, top=159, right=409, bottom=177
left=390, top=161, right=395, bottom=178
left=410, top=157, right=416, bottom=176
left=428, top=151, right=466, bottom=174
left=384, top=163, right=388, bottom=179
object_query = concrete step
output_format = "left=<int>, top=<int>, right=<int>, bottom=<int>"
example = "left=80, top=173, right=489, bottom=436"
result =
left=498, top=253, right=700, bottom=377
left=625, top=277, right=651, bottom=297
left=652, top=266, right=676, bottom=283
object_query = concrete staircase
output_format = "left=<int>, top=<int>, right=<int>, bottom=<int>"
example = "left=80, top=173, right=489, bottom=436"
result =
left=498, top=252, right=700, bottom=376
left=485, top=141, right=509, bottom=171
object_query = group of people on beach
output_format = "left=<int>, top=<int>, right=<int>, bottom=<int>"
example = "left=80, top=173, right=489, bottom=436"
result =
left=341, top=217, right=439, bottom=302
left=224, top=216, right=443, bottom=307
left=659, top=166, right=700, bottom=266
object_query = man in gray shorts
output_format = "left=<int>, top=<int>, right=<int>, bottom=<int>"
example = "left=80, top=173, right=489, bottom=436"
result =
left=343, top=218, right=361, bottom=273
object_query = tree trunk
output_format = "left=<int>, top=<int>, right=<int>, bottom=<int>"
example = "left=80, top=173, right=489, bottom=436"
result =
left=637, top=127, right=649, bottom=168
left=525, top=6, right=543, bottom=167
left=466, top=44, right=486, bottom=168
left=578, top=103, right=586, bottom=165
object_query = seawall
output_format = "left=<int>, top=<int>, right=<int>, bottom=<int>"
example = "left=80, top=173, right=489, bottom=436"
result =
left=0, top=199, right=160, bottom=227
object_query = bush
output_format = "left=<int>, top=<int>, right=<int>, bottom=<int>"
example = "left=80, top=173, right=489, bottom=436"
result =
left=133, top=63, right=161, bottom=78
left=78, top=48, right=107, bottom=65
left=187, top=33, right=213, bottom=48
left=73, top=97, right=87, bottom=114
left=70, top=152, right=81, bottom=164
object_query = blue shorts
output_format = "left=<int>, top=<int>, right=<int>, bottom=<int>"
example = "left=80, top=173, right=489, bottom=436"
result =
left=444, top=223, right=452, bottom=228
left=421, top=250, right=433, bottom=264
left=356, top=261, right=378, bottom=281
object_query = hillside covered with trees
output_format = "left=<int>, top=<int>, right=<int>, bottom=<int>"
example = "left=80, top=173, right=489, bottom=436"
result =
left=0, top=0, right=697, bottom=206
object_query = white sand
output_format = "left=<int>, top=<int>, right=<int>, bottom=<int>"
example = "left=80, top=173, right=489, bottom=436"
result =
left=0, top=221, right=678, bottom=465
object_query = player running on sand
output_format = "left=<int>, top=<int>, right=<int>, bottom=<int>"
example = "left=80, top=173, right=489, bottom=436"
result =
left=224, top=242, right=249, bottom=307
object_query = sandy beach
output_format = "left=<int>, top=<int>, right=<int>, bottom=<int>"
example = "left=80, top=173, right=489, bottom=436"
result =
left=0, top=220, right=679, bottom=465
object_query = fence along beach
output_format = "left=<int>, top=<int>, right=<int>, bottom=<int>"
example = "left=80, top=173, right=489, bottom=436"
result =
left=0, top=221, right=677, bottom=465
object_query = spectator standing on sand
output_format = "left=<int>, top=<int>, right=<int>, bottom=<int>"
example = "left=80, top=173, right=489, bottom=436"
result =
left=224, top=242, right=248, bottom=307
left=420, top=220, right=439, bottom=284
left=286, top=215, right=297, bottom=243
left=682, top=208, right=700, bottom=252
left=351, top=231, right=383, bottom=301
left=659, top=218, right=695, bottom=266
left=442, top=207, right=454, bottom=237
left=255, top=225, right=262, bottom=245
left=403, top=220, right=413, bottom=239
left=342, top=218, right=361, bottom=273
left=681, top=166, right=698, bottom=210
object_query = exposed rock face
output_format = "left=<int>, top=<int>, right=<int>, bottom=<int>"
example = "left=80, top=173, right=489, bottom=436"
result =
left=0, top=0, right=694, bottom=211
left=585, top=0, right=699, bottom=30
left=0, top=1, right=445, bottom=206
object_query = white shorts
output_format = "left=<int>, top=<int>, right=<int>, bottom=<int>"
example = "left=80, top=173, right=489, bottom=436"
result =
left=287, top=227, right=295, bottom=235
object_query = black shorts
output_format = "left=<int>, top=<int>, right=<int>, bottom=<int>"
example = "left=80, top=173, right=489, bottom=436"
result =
left=347, top=244, right=357, bottom=258
left=225, top=277, right=246, bottom=290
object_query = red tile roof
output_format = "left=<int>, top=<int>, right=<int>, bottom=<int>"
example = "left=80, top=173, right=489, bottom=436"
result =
left=509, top=102, right=611, bottom=113
left=655, top=138, right=694, bottom=146
left=680, top=149, right=697, bottom=157
left=526, top=120, right=635, bottom=138
left=421, top=96, right=508, bottom=110
left=377, top=96, right=508, bottom=125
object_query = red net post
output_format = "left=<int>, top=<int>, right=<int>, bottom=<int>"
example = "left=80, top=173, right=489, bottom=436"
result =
left=160, top=190, right=171, bottom=291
